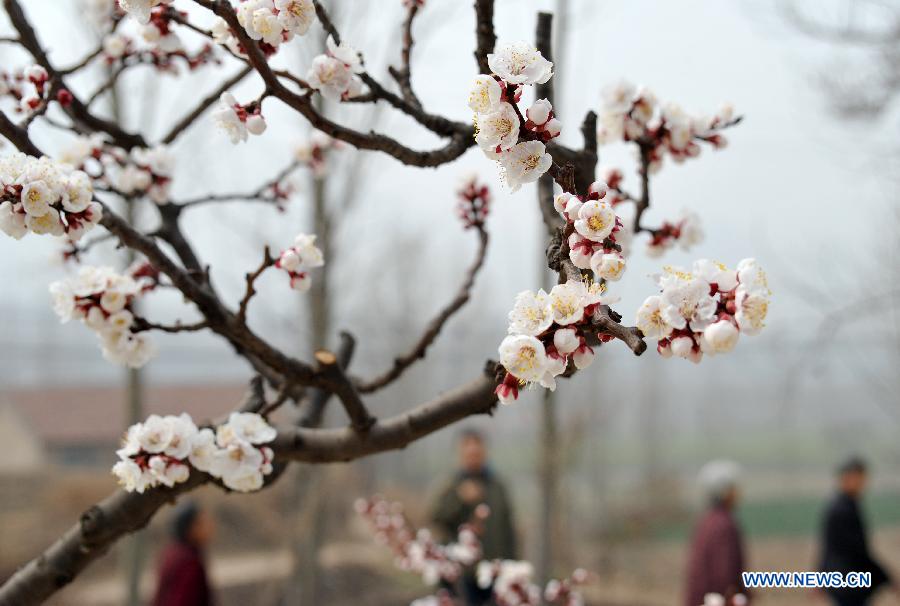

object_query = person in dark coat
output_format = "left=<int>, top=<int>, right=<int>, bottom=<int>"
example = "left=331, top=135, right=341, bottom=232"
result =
left=152, top=501, right=216, bottom=606
left=685, top=460, right=749, bottom=606
left=819, top=456, right=894, bottom=606
left=431, top=429, right=517, bottom=605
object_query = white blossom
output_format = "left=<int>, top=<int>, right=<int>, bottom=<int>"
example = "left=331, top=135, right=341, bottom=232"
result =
left=112, top=459, right=153, bottom=493
left=507, top=289, right=553, bottom=336
left=553, top=328, right=579, bottom=355
left=498, top=141, right=552, bottom=192
left=277, top=232, right=325, bottom=291
left=275, top=0, right=315, bottom=35
left=217, top=412, right=277, bottom=446
left=659, top=271, right=718, bottom=332
left=574, top=199, right=617, bottom=242
left=102, top=33, right=128, bottom=58
left=20, top=181, right=54, bottom=217
left=119, top=0, right=170, bottom=24
left=0, top=201, right=28, bottom=239
left=468, top=75, right=502, bottom=114
left=590, top=251, right=626, bottom=281
left=188, top=428, right=218, bottom=472
left=700, top=320, right=739, bottom=354
left=307, top=55, right=353, bottom=100
left=475, top=102, right=520, bottom=152
left=487, top=42, right=553, bottom=85
left=307, top=36, right=363, bottom=100
left=213, top=92, right=248, bottom=144
left=692, top=259, right=737, bottom=293
left=498, top=334, right=547, bottom=383
left=635, top=295, right=672, bottom=339
left=548, top=281, right=587, bottom=326
left=25, top=207, right=65, bottom=236
left=526, top=98, right=552, bottom=125
left=164, top=413, right=198, bottom=459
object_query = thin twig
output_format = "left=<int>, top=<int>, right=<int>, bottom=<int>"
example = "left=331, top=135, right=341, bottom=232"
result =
left=357, top=226, right=489, bottom=393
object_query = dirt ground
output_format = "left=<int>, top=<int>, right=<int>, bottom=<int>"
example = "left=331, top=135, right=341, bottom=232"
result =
left=46, top=527, right=900, bottom=606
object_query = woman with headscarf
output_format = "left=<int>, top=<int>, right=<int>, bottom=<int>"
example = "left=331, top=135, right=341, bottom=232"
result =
left=152, top=500, right=216, bottom=606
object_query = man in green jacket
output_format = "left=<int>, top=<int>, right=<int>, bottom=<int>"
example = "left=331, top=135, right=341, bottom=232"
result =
left=430, top=429, right=518, bottom=604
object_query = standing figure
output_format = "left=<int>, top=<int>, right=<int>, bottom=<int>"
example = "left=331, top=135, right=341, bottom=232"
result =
left=431, top=429, right=517, bottom=605
left=819, top=456, right=894, bottom=606
left=685, top=460, right=749, bottom=606
left=152, top=500, right=216, bottom=606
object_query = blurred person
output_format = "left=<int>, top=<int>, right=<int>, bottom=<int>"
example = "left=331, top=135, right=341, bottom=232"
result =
left=152, top=500, right=216, bottom=606
left=818, top=456, right=895, bottom=606
left=431, top=428, right=517, bottom=605
left=685, top=460, right=749, bottom=606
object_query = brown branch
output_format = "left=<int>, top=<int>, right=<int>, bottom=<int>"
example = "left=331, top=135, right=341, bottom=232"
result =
left=314, top=350, right=374, bottom=431
left=534, top=12, right=564, bottom=236
left=273, top=365, right=498, bottom=462
left=191, top=0, right=472, bottom=167
left=237, top=375, right=268, bottom=413
left=0, top=474, right=209, bottom=606
left=0, top=361, right=497, bottom=605
left=59, top=44, right=105, bottom=75
left=357, top=226, right=489, bottom=393
left=160, top=65, right=253, bottom=145
left=297, top=331, right=355, bottom=427
left=0, top=109, right=42, bottom=156
left=388, top=0, right=422, bottom=108
left=632, top=143, right=652, bottom=233
left=3, top=0, right=147, bottom=149
left=588, top=305, right=647, bottom=356
left=176, top=160, right=299, bottom=208
left=131, top=318, right=210, bottom=334
left=237, top=246, right=275, bottom=323
left=473, top=0, right=496, bottom=74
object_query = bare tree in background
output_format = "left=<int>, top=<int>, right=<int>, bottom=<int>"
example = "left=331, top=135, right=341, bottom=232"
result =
left=785, top=0, right=900, bottom=420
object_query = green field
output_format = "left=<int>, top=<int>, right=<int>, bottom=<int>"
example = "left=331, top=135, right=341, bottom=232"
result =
left=654, top=491, right=900, bottom=540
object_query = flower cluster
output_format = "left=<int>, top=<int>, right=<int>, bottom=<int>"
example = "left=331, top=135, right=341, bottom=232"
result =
left=476, top=560, right=540, bottom=605
left=468, top=43, right=556, bottom=191
left=306, top=36, right=364, bottom=101
left=358, top=496, right=586, bottom=606
left=355, top=496, right=481, bottom=586
left=295, top=131, right=338, bottom=178
left=59, top=137, right=175, bottom=204
left=554, top=181, right=627, bottom=281
left=0, top=64, right=53, bottom=114
left=50, top=265, right=158, bottom=368
left=476, top=561, right=586, bottom=606
left=597, top=81, right=736, bottom=173
left=224, top=0, right=316, bottom=52
left=646, top=209, right=703, bottom=257
left=275, top=233, right=324, bottom=292
left=120, top=0, right=173, bottom=25
left=636, top=259, right=770, bottom=363
left=0, top=152, right=102, bottom=241
left=112, top=411, right=276, bottom=493
left=214, top=92, right=267, bottom=144
left=101, top=5, right=219, bottom=72
left=456, top=176, right=491, bottom=229
left=497, top=279, right=617, bottom=403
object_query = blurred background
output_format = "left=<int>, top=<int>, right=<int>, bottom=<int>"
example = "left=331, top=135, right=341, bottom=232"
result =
left=1, top=0, right=898, bottom=604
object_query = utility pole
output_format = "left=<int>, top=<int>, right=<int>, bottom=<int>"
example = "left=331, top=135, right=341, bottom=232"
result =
left=108, top=69, right=146, bottom=606
left=536, top=2, right=569, bottom=590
